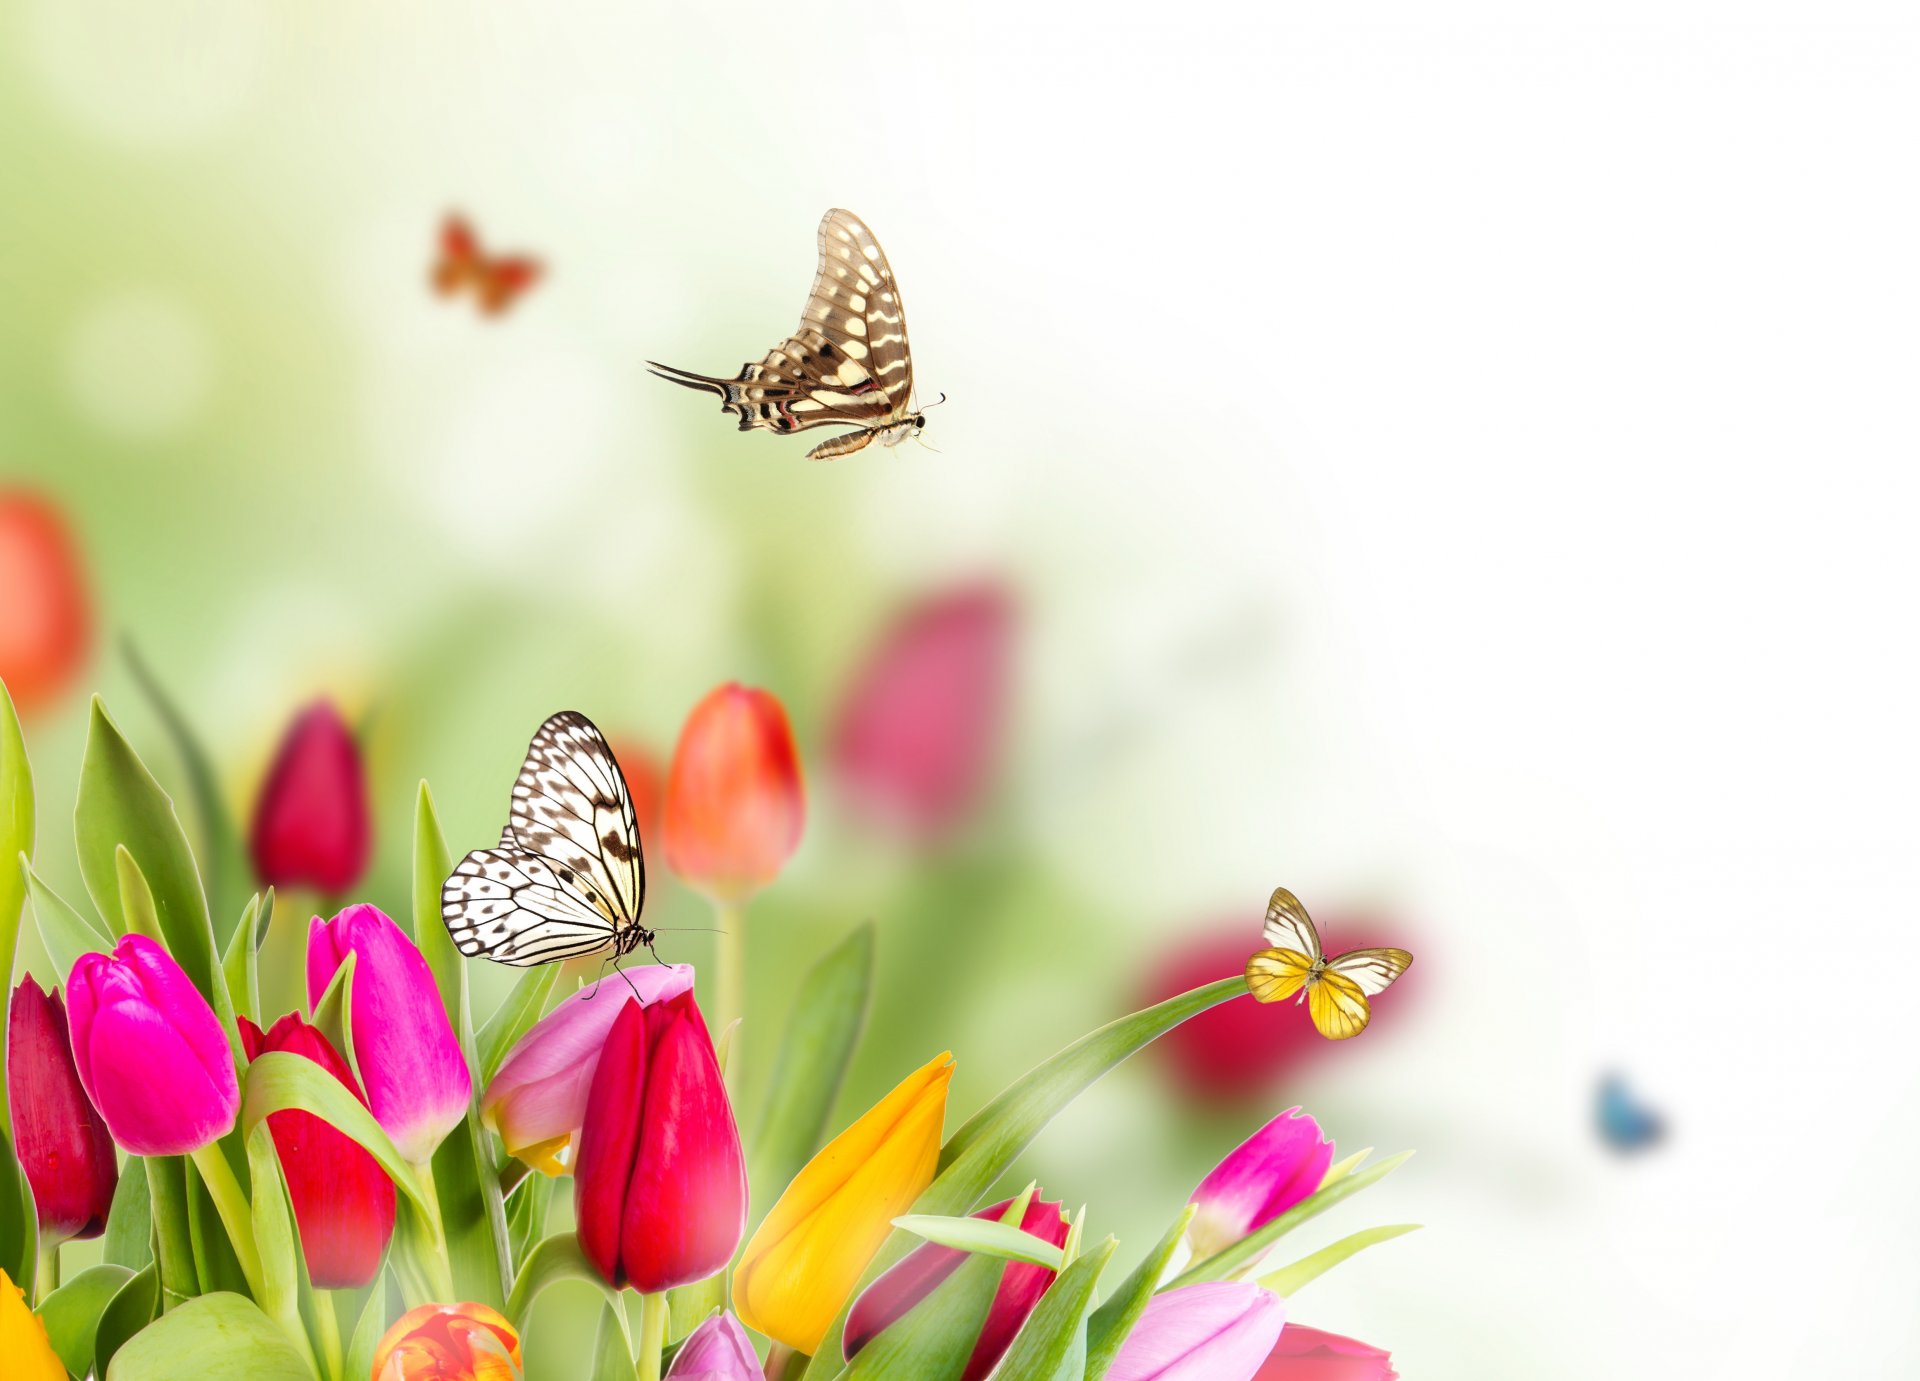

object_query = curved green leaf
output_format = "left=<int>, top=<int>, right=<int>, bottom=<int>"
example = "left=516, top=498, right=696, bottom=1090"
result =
left=1255, top=1222, right=1421, bottom=1297
left=104, top=1159, right=155, bottom=1272
left=0, top=1123, right=36, bottom=1294
left=222, top=891, right=269, bottom=1026
left=105, top=1290, right=314, bottom=1380
left=1085, top=1204, right=1195, bottom=1381
left=478, top=965, right=561, bottom=1084
left=505, top=1233, right=617, bottom=1330
left=990, top=1235, right=1116, bottom=1381
left=591, top=1299, right=635, bottom=1381
left=40, top=1262, right=133, bottom=1376
left=115, top=845, right=167, bottom=942
left=241, top=1051, right=433, bottom=1218
left=94, top=1261, right=159, bottom=1378
left=891, top=1213, right=1065, bottom=1271
left=25, top=856, right=112, bottom=978
left=344, top=1273, right=391, bottom=1381
left=0, top=683, right=32, bottom=1140
left=412, top=783, right=467, bottom=1044
left=1166, top=1151, right=1413, bottom=1288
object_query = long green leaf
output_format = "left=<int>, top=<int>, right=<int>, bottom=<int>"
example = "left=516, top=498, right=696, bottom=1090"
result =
left=222, top=891, right=269, bottom=1026
left=412, top=782, right=465, bottom=1041
left=25, top=857, right=112, bottom=978
left=0, top=1123, right=36, bottom=1294
left=1084, top=1204, right=1195, bottom=1381
left=1255, top=1223, right=1421, bottom=1297
left=478, top=965, right=562, bottom=1084
left=242, top=1051, right=434, bottom=1219
left=505, top=1233, right=618, bottom=1330
left=505, top=1172, right=554, bottom=1272
left=591, top=1299, right=635, bottom=1381
left=39, top=1262, right=133, bottom=1376
left=145, top=1157, right=198, bottom=1310
left=989, top=1235, right=1116, bottom=1381
left=0, top=683, right=32, bottom=1140
left=94, top=1262, right=159, bottom=1376
left=891, top=1214, right=1065, bottom=1271
left=105, top=1290, right=313, bottom=1380
left=114, top=845, right=167, bottom=943
left=246, top=1123, right=308, bottom=1353
left=344, top=1273, right=392, bottom=1381
left=104, top=1159, right=155, bottom=1272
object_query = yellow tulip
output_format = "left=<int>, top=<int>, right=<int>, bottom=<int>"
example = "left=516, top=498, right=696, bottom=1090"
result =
left=0, top=1268, right=66, bottom=1381
left=734, top=1049, right=955, bottom=1355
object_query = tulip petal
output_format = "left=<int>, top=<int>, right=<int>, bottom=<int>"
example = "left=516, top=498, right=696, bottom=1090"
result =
left=1109, top=1283, right=1285, bottom=1381
left=574, top=1000, right=650, bottom=1287
left=1188, top=1108, right=1333, bottom=1260
left=8, top=977, right=118, bottom=1243
left=663, top=683, right=805, bottom=901
left=665, top=1311, right=759, bottom=1380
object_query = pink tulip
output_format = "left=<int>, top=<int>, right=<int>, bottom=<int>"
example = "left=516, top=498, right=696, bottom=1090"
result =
left=1187, top=1108, right=1334, bottom=1260
left=664, top=1311, right=759, bottom=1380
left=7, top=976, right=117, bottom=1244
left=829, top=583, right=1013, bottom=841
left=574, top=992, right=745, bottom=1293
left=481, top=964, right=695, bottom=1176
left=250, top=701, right=370, bottom=893
left=65, top=935, right=238, bottom=1155
left=1108, top=1283, right=1285, bottom=1381
left=1255, top=1324, right=1398, bottom=1380
left=307, top=905, right=471, bottom=1163
left=846, top=1192, right=1069, bottom=1380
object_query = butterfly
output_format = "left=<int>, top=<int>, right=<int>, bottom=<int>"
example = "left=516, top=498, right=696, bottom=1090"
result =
left=1244, top=887, right=1413, bottom=1040
left=441, top=711, right=655, bottom=966
left=1596, top=1074, right=1665, bottom=1153
left=432, top=213, right=542, bottom=316
left=648, top=208, right=941, bottom=460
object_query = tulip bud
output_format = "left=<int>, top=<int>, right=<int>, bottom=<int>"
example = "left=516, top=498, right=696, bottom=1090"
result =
left=0, top=1267, right=65, bottom=1381
left=829, top=583, right=1012, bottom=841
left=372, top=1301, right=522, bottom=1381
left=66, top=935, right=238, bottom=1155
left=249, top=700, right=370, bottom=893
left=307, top=905, right=471, bottom=1164
left=664, top=1311, right=759, bottom=1381
left=1256, top=1324, right=1398, bottom=1380
left=1187, top=1108, right=1334, bottom=1261
left=1109, top=1282, right=1286, bottom=1381
left=0, top=490, right=90, bottom=717
left=574, top=990, right=745, bottom=1293
left=7, top=976, right=117, bottom=1246
left=734, top=1049, right=954, bottom=1355
left=239, top=1013, right=396, bottom=1288
left=481, top=963, right=694, bottom=1176
left=847, top=1192, right=1068, bottom=1380
left=663, top=683, right=805, bottom=901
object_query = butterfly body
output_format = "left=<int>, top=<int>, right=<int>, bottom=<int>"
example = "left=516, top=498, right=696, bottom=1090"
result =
left=649, top=209, right=934, bottom=459
left=1244, top=888, right=1412, bottom=1040
left=433, top=214, right=541, bottom=316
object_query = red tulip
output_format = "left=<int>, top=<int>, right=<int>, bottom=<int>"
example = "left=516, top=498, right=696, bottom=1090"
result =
left=573, top=989, right=745, bottom=1292
left=250, top=700, right=370, bottom=893
left=6, top=977, right=117, bottom=1246
left=0, top=491, right=90, bottom=715
left=607, top=737, right=667, bottom=870
left=239, top=1013, right=396, bottom=1288
left=845, top=1193, right=1069, bottom=1379
left=663, top=684, right=805, bottom=901
left=1255, top=1324, right=1397, bottom=1380
left=829, top=583, right=1013, bottom=842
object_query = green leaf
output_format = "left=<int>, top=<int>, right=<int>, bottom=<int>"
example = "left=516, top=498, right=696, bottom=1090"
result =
left=114, top=845, right=167, bottom=942
left=344, top=1273, right=391, bottom=1381
left=891, top=1213, right=1066, bottom=1271
left=105, top=1290, right=314, bottom=1380
left=144, top=1157, right=199, bottom=1311
left=0, top=683, right=32, bottom=1141
left=988, top=1235, right=1116, bottom=1381
left=94, top=1262, right=159, bottom=1377
left=105, top=1159, right=155, bottom=1272
left=505, top=1233, right=618, bottom=1331
left=241, top=1051, right=435, bottom=1220
left=505, top=1171, right=553, bottom=1273
left=1254, top=1223, right=1421, bottom=1297
left=1165, top=1151, right=1414, bottom=1288
left=591, top=1298, right=635, bottom=1380
left=478, top=965, right=561, bottom=1085
left=245, top=1123, right=307, bottom=1350
left=25, top=857, right=112, bottom=978
left=222, top=892, right=269, bottom=1026
left=666, top=1272, right=725, bottom=1347
left=183, top=1147, right=250, bottom=1297
left=0, top=1123, right=37, bottom=1295
left=40, top=1262, right=134, bottom=1377
left=412, top=783, right=465, bottom=1043
left=1319, top=1146, right=1371, bottom=1190
left=751, top=923, right=874, bottom=1220
left=1085, top=1204, right=1195, bottom=1381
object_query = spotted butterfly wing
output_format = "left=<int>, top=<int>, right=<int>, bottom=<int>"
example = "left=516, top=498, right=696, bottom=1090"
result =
left=442, top=711, right=652, bottom=966
left=648, top=208, right=919, bottom=458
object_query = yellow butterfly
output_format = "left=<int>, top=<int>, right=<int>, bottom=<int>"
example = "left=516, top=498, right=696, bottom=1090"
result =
left=1245, top=887, right=1413, bottom=1040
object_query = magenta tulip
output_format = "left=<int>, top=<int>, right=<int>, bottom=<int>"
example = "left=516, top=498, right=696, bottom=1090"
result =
left=65, top=935, right=238, bottom=1155
left=830, top=583, right=1013, bottom=841
left=7, top=977, right=117, bottom=1244
left=250, top=700, right=370, bottom=893
left=481, top=964, right=695, bottom=1176
left=307, top=905, right=471, bottom=1164
left=664, top=1311, right=759, bottom=1380
left=1187, top=1108, right=1334, bottom=1260
left=1255, top=1324, right=1398, bottom=1380
left=846, top=1192, right=1069, bottom=1379
left=1109, top=1283, right=1286, bottom=1381
left=240, top=1013, right=396, bottom=1288
left=573, top=991, right=745, bottom=1293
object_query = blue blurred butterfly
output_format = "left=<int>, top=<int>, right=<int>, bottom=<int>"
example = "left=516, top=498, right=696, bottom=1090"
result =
left=1596, top=1073, right=1665, bottom=1153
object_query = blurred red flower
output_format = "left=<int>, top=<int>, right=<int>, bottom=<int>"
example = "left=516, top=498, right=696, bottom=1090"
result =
left=249, top=700, right=370, bottom=894
left=607, top=736, right=666, bottom=870
left=662, top=683, right=805, bottom=902
left=0, top=491, right=90, bottom=715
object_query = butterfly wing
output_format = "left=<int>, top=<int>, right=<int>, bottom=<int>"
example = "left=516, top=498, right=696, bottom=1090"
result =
left=435, top=214, right=480, bottom=296
left=1325, top=947, right=1413, bottom=997
left=1246, top=947, right=1315, bottom=1003
left=442, top=846, right=618, bottom=966
left=508, top=711, right=645, bottom=926
left=477, top=257, right=542, bottom=315
left=1262, top=887, right=1324, bottom=963
left=1307, top=967, right=1373, bottom=1039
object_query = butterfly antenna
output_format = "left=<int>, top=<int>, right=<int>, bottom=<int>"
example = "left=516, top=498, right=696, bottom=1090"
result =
left=645, top=925, right=730, bottom=935
left=919, top=391, right=949, bottom=412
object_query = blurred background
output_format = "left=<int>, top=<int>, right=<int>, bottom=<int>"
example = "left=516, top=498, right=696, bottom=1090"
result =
left=6, top=2, right=1919, bottom=1376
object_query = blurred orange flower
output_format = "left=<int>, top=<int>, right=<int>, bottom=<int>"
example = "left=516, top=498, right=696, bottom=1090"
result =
left=0, top=490, right=90, bottom=715
left=662, top=683, right=805, bottom=901
left=372, top=1302, right=523, bottom=1381
left=608, top=735, right=667, bottom=867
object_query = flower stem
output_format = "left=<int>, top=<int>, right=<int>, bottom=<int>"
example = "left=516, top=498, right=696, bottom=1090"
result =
left=313, top=1288, right=345, bottom=1381
left=635, top=1291, right=669, bottom=1381
left=713, top=898, right=746, bottom=1092
left=189, top=1143, right=266, bottom=1298
left=34, top=1244, right=60, bottom=1305
left=396, top=1158, right=457, bottom=1304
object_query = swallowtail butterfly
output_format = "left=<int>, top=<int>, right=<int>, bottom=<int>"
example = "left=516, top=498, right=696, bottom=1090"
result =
left=649, top=208, right=939, bottom=459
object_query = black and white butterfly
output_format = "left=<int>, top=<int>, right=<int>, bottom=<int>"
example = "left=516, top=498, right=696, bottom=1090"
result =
left=648, top=208, right=942, bottom=460
left=442, top=711, right=656, bottom=967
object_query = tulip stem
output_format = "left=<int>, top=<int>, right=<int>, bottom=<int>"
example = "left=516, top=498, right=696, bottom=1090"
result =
left=634, top=1291, right=668, bottom=1381
left=35, top=1245, right=60, bottom=1305
left=189, top=1143, right=266, bottom=1299
left=713, top=898, right=746, bottom=1092
left=313, top=1288, right=345, bottom=1381
left=401, top=1159, right=458, bottom=1304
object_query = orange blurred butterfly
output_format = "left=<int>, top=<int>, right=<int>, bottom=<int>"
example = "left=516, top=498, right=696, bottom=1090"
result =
left=432, top=214, right=542, bottom=316
left=1245, top=887, right=1413, bottom=1039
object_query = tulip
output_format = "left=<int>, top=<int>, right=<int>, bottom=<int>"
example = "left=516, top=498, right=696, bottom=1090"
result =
left=372, top=1301, right=522, bottom=1381
left=0, top=1267, right=65, bottom=1381
left=482, top=964, right=695, bottom=1176
left=0, top=490, right=90, bottom=716
left=609, top=736, right=668, bottom=870
left=1187, top=1108, right=1334, bottom=1260
left=663, top=1311, right=759, bottom=1380
left=7, top=976, right=118, bottom=1245
left=662, top=683, right=805, bottom=901
left=735, top=1049, right=954, bottom=1355
left=239, top=1013, right=396, bottom=1288
left=249, top=700, right=370, bottom=893
left=1256, top=1324, right=1398, bottom=1380
left=66, top=934, right=238, bottom=1155
left=846, top=1192, right=1068, bottom=1380
left=830, top=583, right=1012, bottom=841
left=574, top=990, right=745, bottom=1293
left=307, top=904, right=471, bottom=1164
left=1108, top=1282, right=1286, bottom=1381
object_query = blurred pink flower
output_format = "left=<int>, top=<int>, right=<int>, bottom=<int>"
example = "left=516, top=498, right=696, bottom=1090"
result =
left=663, top=1311, right=758, bottom=1380
left=1255, top=1324, right=1397, bottom=1380
left=829, top=583, right=1013, bottom=842
left=1109, top=1282, right=1285, bottom=1381
left=1188, top=1108, right=1334, bottom=1260
left=250, top=700, right=370, bottom=894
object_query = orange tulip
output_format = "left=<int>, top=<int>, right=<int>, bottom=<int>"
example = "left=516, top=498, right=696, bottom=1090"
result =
left=662, top=683, right=805, bottom=901
left=0, top=490, right=90, bottom=715
left=372, top=1302, right=522, bottom=1381
left=608, top=735, right=667, bottom=868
